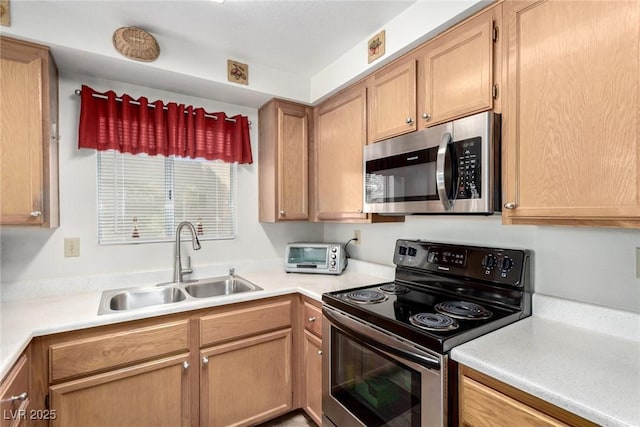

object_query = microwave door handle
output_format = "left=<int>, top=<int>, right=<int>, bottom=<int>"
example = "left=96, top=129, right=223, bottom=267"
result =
left=436, top=132, right=453, bottom=211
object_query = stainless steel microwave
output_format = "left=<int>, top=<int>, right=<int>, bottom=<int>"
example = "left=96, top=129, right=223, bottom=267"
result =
left=363, top=112, right=501, bottom=215
left=285, top=243, right=347, bottom=275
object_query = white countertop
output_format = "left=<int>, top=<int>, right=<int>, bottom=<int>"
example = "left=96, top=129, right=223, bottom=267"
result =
left=3, top=265, right=639, bottom=427
left=0, top=260, right=394, bottom=379
left=451, top=294, right=640, bottom=427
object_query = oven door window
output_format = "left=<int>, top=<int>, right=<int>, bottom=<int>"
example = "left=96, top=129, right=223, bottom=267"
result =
left=331, top=328, right=421, bottom=427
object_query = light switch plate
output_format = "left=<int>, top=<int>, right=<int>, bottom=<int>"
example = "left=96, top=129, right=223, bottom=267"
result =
left=354, top=230, right=361, bottom=245
left=64, top=238, right=80, bottom=257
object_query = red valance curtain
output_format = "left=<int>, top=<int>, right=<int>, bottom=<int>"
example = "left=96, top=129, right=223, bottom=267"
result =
left=78, top=85, right=253, bottom=164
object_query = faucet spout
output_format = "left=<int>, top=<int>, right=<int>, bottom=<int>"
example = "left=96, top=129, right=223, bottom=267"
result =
left=173, top=221, right=201, bottom=283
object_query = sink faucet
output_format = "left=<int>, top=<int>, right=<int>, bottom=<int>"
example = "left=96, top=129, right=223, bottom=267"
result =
left=173, top=221, right=202, bottom=283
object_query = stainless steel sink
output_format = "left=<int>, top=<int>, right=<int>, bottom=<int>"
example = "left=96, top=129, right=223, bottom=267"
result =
left=183, top=276, right=262, bottom=298
left=100, top=287, right=187, bottom=314
left=98, top=275, right=262, bottom=315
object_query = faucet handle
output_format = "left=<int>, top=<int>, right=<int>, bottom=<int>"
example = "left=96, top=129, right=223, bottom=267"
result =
left=229, top=267, right=235, bottom=276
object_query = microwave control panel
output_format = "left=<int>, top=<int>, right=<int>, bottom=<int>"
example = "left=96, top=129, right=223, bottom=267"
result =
left=455, top=137, right=482, bottom=200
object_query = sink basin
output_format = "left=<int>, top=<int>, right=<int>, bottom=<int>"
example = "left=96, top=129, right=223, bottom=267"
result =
left=184, top=276, right=262, bottom=298
left=103, top=287, right=187, bottom=313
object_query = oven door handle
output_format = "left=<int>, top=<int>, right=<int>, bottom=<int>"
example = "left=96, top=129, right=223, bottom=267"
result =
left=323, top=306, right=441, bottom=371
left=436, top=132, right=453, bottom=211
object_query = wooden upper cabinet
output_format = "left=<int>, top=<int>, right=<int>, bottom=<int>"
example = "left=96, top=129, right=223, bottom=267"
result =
left=313, top=83, right=368, bottom=221
left=367, top=58, right=417, bottom=143
left=0, top=36, right=59, bottom=227
left=502, top=0, right=640, bottom=228
left=417, top=5, right=497, bottom=128
left=258, top=99, right=311, bottom=222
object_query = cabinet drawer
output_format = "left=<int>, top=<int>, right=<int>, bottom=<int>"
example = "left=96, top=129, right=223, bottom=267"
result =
left=460, top=376, right=569, bottom=427
left=1, top=354, right=29, bottom=427
left=303, top=301, right=322, bottom=338
left=200, top=298, right=291, bottom=347
left=49, top=320, right=190, bottom=383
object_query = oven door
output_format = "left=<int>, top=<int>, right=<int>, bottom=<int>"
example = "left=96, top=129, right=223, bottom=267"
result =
left=322, top=306, right=446, bottom=427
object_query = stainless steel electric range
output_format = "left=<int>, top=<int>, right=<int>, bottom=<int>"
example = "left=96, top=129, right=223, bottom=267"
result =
left=321, top=239, right=532, bottom=427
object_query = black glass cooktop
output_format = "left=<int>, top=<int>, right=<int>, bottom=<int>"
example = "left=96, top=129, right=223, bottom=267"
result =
left=322, top=281, right=522, bottom=353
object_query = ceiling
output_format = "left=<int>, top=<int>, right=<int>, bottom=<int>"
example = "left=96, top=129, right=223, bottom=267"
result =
left=3, top=0, right=417, bottom=106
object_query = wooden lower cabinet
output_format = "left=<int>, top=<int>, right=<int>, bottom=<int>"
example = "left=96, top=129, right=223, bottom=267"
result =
left=25, top=295, right=304, bottom=427
left=459, top=365, right=597, bottom=427
left=300, top=297, right=323, bottom=425
left=302, top=330, right=322, bottom=425
left=49, top=354, right=191, bottom=427
left=0, top=353, right=30, bottom=427
left=200, top=329, right=292, bottom=427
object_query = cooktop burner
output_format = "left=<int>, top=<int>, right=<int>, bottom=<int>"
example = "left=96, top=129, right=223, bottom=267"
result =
left=346, top=289, right=387, bottom=304
left=435, top=301, right=493, bottom=320
left=378, top=283, right=410, bottom=295
left=409, top=313, right=459, bottom=331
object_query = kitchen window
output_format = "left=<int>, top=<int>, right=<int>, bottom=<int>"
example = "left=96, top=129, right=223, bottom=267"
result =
left=97, top=150, right=236, bottom=244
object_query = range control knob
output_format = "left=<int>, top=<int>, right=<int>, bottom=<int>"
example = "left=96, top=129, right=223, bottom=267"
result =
left=398, top=246, right=407, bottom=256
left=481, top=254, right=496, bottom=269
left=427, top=252, right=437, bottom=263
left=500, top=257, right=513, bottom=271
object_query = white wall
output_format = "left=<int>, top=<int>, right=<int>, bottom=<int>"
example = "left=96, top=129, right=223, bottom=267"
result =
left=310, top=0, right=487, bottom=101
left=0, top=73, right=322, bottom=299
left=323, top=217, right=640, bottom=313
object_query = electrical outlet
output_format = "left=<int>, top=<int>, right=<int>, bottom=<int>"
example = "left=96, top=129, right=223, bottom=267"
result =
left=354, top=230, right=361, bottom=245
left=64, top=238, right=80, bottom=257
left=636, top=248, right=640, bottom=279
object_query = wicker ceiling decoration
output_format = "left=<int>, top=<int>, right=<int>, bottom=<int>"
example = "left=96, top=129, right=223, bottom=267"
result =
left=112, top=27, right=160, bottom=62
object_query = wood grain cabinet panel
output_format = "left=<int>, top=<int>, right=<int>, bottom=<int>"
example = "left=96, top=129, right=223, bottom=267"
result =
left=303, top=300, right=323, bottom=338
left=0, top=36, right=59, bottom=227
left=459, top=366, right=598, bottom=427
left=367, top=59, right=417, bottom=143
left=312, top=83, right=404, bottom=224
left=417, top=6, right=497, bottom=128
left=200, top=329, right=292, bottom=427
left=302, top=329, right=322, bottom=426
left=49, top=319, right=190, bottom=382
left=0, top=354, right=30, bottom=427
left=199, top=297, right=291, bottom=347
left=259, top=99, right=311, bottom=222
left=50, top=354, right=191, bottom=427
left=502, top=0, right=640, bottom=227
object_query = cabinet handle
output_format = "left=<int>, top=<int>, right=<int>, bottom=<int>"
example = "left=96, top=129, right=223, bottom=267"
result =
left=30, top=211, right=42, bottom=217
left=183, top=361, right=190, bottom=370
left=279, top=210, right=286, bottom=216
left=503, top=202, right=517, bottom=210
left=1, top=392, right=27, bottom=403
left=317, top=350, right=323, bottom=356
left=422, top=113, right=431, bottom=120
left=405, top=117, right=414, bottom=124
left=308, top=316, right=317, bottom=322
left=202, top=356, right=209, bottom=366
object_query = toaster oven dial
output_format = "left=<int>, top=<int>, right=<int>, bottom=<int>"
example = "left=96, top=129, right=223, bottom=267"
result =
left=331, top=254, right=337, bottom=259
left=481, top=254, right=496, bottom=269
left=500, top=257, right=513, bottom=271
left=330, top=261, right=336, bottom=267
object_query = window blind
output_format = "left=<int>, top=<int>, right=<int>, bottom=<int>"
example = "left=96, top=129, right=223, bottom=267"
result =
left=97, top=150, right=236, bottom=244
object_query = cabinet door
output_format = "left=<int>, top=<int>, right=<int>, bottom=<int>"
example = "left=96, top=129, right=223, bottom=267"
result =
left=258, top=100, right=310, bottom=222
left=200, top=329, right=292, bottom=427
left=502, top=0, right=640, bottom=227
left=0, top=355, right=30, bottom=427
left=313, top=84, right=368, bottom=221
left=49, top=354, right=192, bottom=427
left=277, top=104, right=309, bottom=220
left=367, top=59, right=417, bottom=143
left=417, top=7, right=495, bottom=127
left=303, top=330, right=323, bottom=426
left=0, top=36, right=58, bottom=227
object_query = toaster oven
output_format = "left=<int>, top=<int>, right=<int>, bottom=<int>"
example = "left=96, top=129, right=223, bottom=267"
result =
left=285, top=243, right=347, bottom=275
